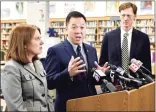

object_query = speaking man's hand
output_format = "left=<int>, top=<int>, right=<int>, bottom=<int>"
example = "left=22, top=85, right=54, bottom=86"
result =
left=68, top=56, right=86, bottom=77
left=94, top=61, right=110, bottom=73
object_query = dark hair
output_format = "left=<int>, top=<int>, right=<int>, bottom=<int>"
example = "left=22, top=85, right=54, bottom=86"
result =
left=66, top=11, right=86, bottom=26
left=119, top=2, right=137, bottom=15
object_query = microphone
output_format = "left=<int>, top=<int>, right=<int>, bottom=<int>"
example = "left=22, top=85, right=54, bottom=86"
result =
left=117, top=75, right=143, bottom=88
left=106, top=69, right=143, bottom=89
left=129, top=59, right=154, bottom=83
left=116, top=67, right=134, bottom=79
left=100, top=79, right=117, bottom=93
left=92, top=68, right=106, bottom=82
left=92, top=68, right=117, bottom=93
left=130, top=58, right=153, bottom=75
left=107, top=64, right=117, bottom=70
left=108, top=64, right=134, bottom=79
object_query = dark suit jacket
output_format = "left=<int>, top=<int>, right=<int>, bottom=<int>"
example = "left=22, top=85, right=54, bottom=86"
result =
left=99, top=27, right=151, bottom=72
left=45, top=39, right=98, bottom=112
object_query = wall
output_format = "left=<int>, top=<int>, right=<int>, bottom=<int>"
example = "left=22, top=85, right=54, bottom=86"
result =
left=49, top=1, right=107, bottom=18
left=1, top=1, right=27, bottom=20
left=1, top=1, right=154, bottom=20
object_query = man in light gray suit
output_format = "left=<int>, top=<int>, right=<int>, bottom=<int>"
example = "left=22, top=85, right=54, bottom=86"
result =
left=1, top=25, right=54, bottom=111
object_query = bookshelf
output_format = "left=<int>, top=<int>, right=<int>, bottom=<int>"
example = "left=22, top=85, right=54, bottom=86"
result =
left=1, top=19, right=26, bottom=61
left=50, top=18, right=66, bottom=41
left=50, top=17, right=120, bottom=47
left=50, top=15, right=155, bottom=48
left=50, top=15, right=155, bottom=47
left=135, top=15, right=155, bottom=49
left=0, top=16, right=155, bottom=74
left=50, top=15, right=155, bottom=74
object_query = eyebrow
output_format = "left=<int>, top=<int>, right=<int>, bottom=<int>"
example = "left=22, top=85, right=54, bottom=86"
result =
left=71, top=23, right=85, bottom=26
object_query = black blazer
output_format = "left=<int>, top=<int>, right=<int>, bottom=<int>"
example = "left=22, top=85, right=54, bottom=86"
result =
left=45, top=39, right=98, bottom=112
left=99, top=27, right=151, bottom=72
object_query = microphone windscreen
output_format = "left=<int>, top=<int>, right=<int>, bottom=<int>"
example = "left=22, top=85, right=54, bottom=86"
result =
left=102, top=79, right=117, bottom=92
left=129, top=60, right=141, bottom=73
left=104, top=70, right=111, bottom=75
left=131, top=58, right=136, bottom=63
left=91, top=68, right=96, bottom=72
left=108, top=64, right=117, bottom=70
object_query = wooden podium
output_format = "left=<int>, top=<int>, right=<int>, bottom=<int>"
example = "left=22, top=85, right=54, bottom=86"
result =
left=67, top=82, right=155, bottom=111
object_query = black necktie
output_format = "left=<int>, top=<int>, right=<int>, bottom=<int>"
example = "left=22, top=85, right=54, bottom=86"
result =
left=77, top=45, right=85, bottom=62
left=76, top=45, right=87, bottom=80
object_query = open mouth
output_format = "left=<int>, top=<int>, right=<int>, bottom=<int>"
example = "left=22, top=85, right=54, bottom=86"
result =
left=75, top=36, right=81, bottom=41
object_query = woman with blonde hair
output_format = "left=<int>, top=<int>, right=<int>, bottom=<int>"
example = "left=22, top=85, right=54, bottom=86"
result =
left=1, top=24, right=54, bottom=111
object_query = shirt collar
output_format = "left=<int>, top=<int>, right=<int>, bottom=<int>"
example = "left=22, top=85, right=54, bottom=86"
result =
left=121, top=27, right=133, bottom=36
left=67, top=37, right=83, bottom=52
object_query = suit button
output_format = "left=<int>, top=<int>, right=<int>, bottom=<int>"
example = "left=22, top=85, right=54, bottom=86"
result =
left=42, top=94, right=45, bottom=97
left=40, top=82, right=43, bottom=86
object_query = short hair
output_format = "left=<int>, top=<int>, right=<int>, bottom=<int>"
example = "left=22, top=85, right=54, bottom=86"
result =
left=119, top=2, right=137, bottom=15
left=6, top=24, right=39, bottom=64
left=66, top=11, right=86, bottom=26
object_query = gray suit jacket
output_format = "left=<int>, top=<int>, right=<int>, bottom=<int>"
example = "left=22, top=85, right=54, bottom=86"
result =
left=1, top=59, right=54, bottom=111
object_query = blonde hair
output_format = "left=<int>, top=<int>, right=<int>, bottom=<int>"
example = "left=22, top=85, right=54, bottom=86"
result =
left=119, top=2, right=137, bottom=15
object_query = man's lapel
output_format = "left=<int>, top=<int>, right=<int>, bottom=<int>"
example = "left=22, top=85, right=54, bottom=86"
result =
left=83, top=43, right=92, bottom=70
left=64, top=39, right=77, bottom=58
left=130, top=28, right=138, bottom=59
left=115, top=28, right=122, bottom=63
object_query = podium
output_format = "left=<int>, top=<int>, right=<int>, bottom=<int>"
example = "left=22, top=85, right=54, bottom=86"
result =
left=67, top=82, right=155, bottom=111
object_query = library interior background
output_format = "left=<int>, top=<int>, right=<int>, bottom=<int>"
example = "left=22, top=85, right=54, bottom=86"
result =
left=0, top=1, right=156, bottom=110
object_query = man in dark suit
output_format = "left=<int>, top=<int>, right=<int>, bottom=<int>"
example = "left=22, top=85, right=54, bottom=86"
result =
left=99, top=2, right=151, bottom=74
left=45, top=11, right=109, bottom=112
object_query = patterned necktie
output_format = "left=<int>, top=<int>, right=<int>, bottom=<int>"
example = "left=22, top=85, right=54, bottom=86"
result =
left=121, top=33, right=129, bottom=73
left=76, top=45, right=87, bottom=80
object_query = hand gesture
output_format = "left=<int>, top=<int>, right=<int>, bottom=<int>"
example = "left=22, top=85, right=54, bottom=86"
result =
left=94, top=61, right=110, bottom=73
left=68, top=56, right=86, bottom=77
